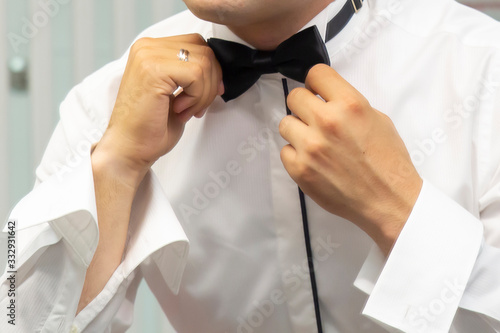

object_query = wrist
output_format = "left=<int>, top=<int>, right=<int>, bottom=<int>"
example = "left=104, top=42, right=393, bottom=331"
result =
left=366, top=177, right=423, bottom=256
left=91, top=131, right=150, bottom=191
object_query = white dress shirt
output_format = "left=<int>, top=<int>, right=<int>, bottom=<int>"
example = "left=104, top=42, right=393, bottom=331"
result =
left=2, top=0, right=500, bottom=332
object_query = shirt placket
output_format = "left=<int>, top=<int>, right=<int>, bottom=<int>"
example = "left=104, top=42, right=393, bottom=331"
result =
left=259, top=76, right=321, bottom=333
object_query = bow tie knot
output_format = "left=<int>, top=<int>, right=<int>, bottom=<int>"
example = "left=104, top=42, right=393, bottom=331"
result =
left=208, top=26, right=330, bottom=102
left=252, top=51, right=275, bottom=74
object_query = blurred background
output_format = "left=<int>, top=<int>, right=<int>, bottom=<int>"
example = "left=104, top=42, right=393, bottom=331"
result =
left=0, top=0, right=499, bottom=332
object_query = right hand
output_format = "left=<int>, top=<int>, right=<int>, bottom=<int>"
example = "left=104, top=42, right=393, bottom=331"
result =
left=93, top=34, right=223, bottom=188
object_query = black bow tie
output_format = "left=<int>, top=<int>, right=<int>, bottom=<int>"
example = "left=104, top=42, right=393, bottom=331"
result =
left=207, top=0, right=363, bottom=102
left=208, top=26, right=330, bottom=102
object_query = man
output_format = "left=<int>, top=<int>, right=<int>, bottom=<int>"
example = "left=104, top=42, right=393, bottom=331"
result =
left=1, top=0, right=500, bottom=332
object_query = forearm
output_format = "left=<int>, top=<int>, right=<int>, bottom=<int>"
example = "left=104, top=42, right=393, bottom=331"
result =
left=76, top=137, right=146, bottom=315
left=75, top=33, right=221, bottom=315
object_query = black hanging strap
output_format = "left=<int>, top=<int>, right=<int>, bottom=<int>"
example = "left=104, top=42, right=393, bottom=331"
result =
left=282, top=78, right=324, bottom=333
left=276, top=2, right=365, bottom=330
left=325, top=0, right=364, bottom=42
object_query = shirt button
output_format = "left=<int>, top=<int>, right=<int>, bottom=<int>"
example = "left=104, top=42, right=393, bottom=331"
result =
left=70, top=325, right=79, bottom=333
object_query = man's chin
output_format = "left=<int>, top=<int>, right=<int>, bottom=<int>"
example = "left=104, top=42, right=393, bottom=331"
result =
left=183, top=0, right=256, bottom=26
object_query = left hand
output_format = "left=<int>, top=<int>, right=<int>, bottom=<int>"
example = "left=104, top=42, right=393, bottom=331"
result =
left=279, top=64, right=423, bottom=255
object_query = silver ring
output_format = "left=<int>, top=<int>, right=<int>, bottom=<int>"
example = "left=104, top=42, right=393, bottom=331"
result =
left=172, top=86, right=184, bottom=97
left=172, top=49, right=189, bottom=97
left=177, top=49, right=189, bottom=62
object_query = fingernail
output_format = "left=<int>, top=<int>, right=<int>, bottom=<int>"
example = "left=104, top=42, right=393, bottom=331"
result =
left=195, top=108, right=207, bottom=118
left=179, top=111, right=193, bottom=123
left=218, top=81, right=225, bottom=96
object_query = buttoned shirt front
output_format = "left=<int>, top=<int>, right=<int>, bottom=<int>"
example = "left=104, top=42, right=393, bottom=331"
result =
left=2, top=0, right=500, bottom=332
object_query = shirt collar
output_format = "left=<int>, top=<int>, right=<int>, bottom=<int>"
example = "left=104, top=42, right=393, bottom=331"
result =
left=209, top=0, right=371, bottom=50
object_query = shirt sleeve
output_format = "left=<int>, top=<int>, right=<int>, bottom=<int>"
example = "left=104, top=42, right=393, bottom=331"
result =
left=353, top=50, right=500, bottom=333
left=0, top=55, right=189, bottom=332
left=353, top=180, right=500, bottom=333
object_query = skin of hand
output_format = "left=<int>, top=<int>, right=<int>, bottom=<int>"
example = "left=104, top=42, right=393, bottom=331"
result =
left=96, top=34, right=224, bottom=189
left=279, top=64, right=423, bottom=255
left=77, top=34, right=223, bottom=314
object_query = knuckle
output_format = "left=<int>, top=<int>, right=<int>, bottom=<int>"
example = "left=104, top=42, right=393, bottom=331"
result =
left=199, top=52, right=213, bottom=72
left=135, top=54, right=156, bottom=76
left=193, top=33, right=206, bottom=44
left=131, top=37, right=152, bottom=54
left=131, top=48, right=153, bottom=68
left=317, top=113, right=339, bottom=133
left=191, top=64, right=204, bottom=79
left=202, top=46, right=216, bottom=64
left=294, top=160, right=313, bottom=180
left=186, top=33, right=206, bottom=44
left=341, top=95, right=365, bottom=114
left=304, top=137, right=324, bottom=157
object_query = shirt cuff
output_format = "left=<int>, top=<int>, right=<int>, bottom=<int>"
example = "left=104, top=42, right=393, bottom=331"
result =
left=73, top=167, right=189, bottom=331
left=4, top=151, right=189, bottom=295
left=4, top=153, right=99, bottom=268
left=459, top=243, right=500, bottom=322
left=353, top=180, right=483, bottom=333
left=122, top=169, right=189, bottom=294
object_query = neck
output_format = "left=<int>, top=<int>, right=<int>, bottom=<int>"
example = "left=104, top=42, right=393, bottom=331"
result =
left=227, top=1, right=332, bottom=50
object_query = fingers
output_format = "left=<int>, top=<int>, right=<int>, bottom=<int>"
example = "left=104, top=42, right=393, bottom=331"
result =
left=170, top=41, right=222, bottom=117
left=279, top=115, right=309, bottom=150
left=280, top=144, right=297, bottom=174
left=305, top=64, right=358, bottom=103
left=194, top=108, right=208, bottom=118
left=129, top=36, right=222, bottom=119
left=287, top=87, right=325, bottom=125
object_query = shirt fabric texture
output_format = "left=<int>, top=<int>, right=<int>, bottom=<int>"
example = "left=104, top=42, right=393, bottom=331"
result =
left=1, top=0, right=500, bottom=332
